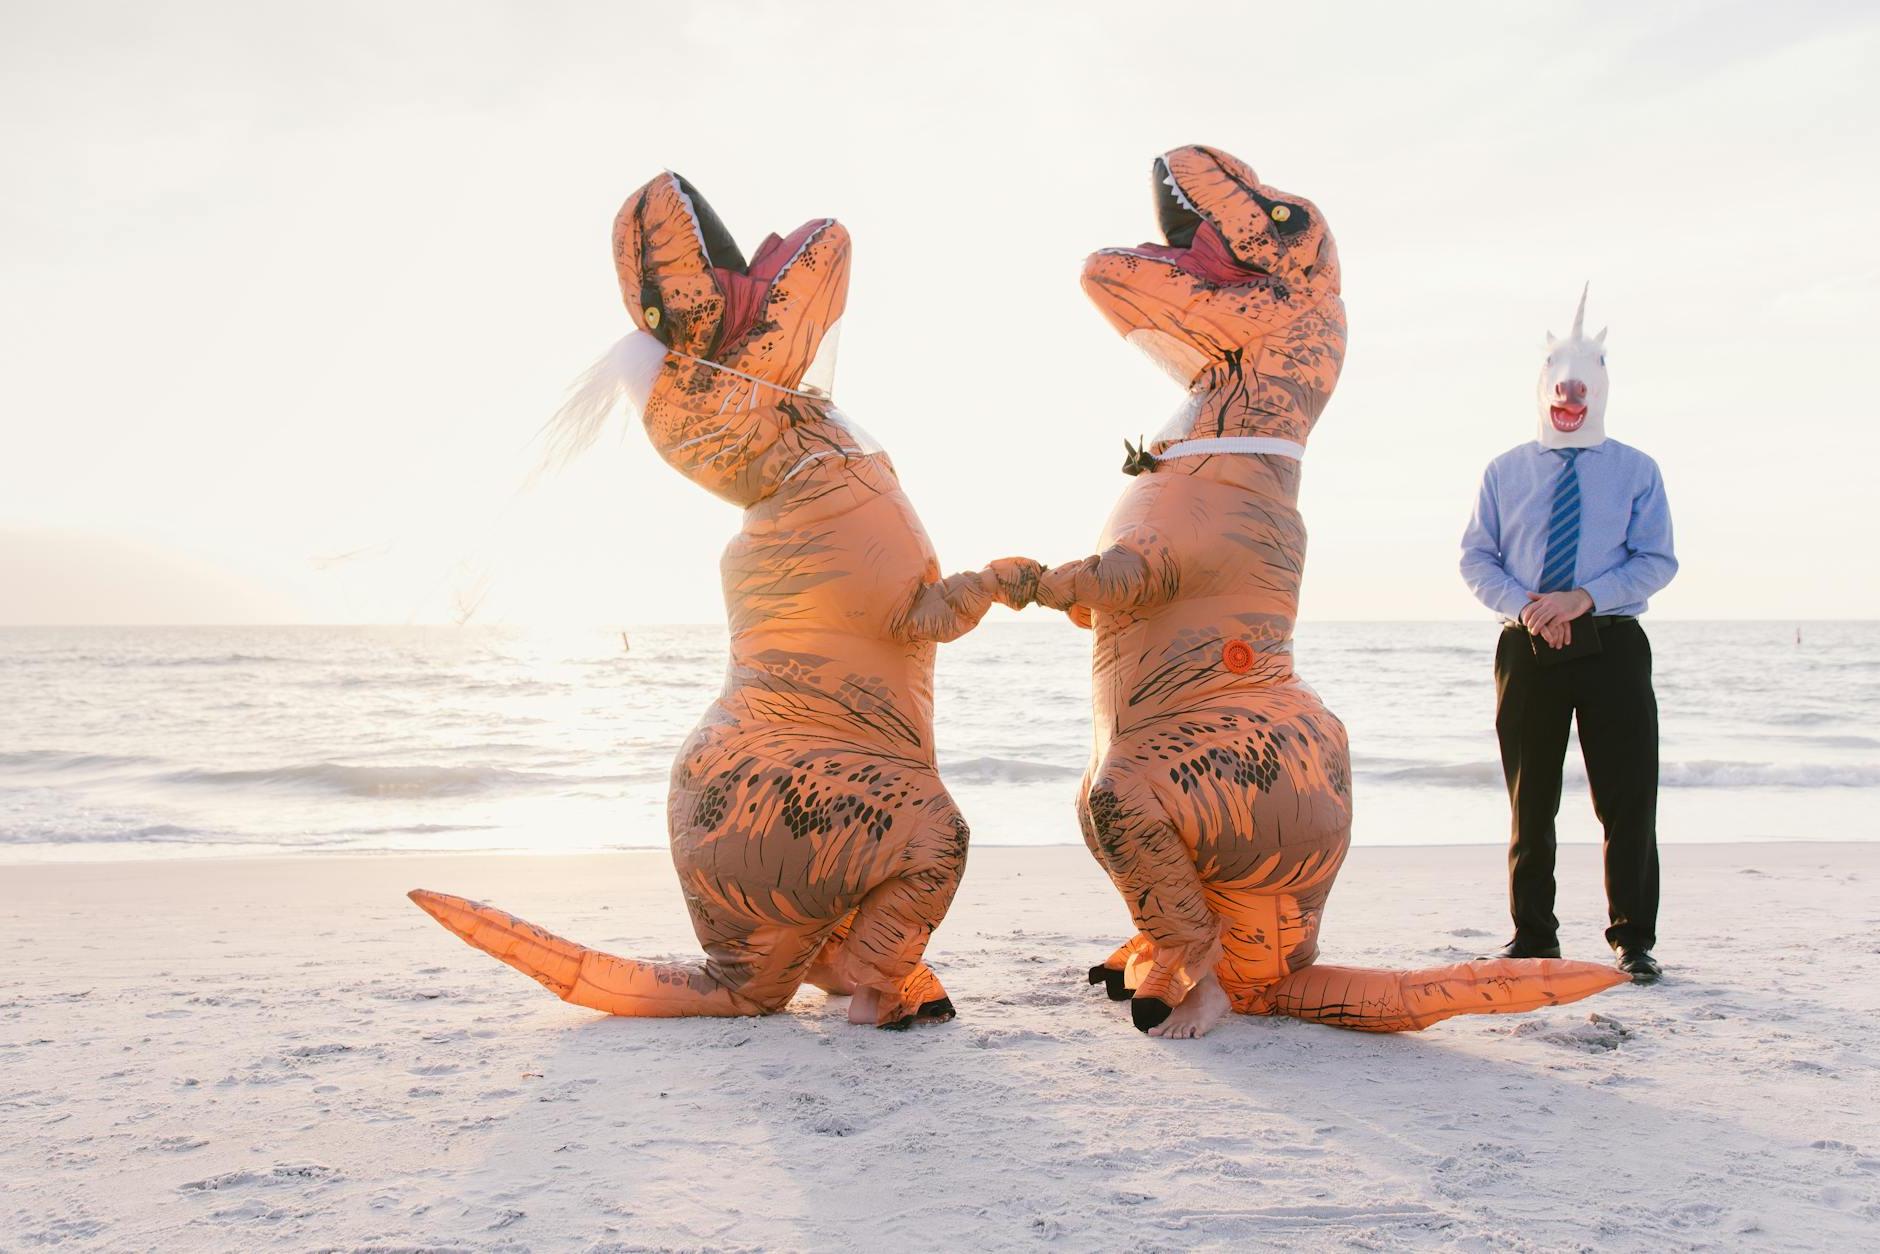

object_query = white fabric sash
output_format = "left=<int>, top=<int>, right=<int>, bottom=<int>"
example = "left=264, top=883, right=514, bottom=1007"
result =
left=1156, top=436, right=1306, bottom=461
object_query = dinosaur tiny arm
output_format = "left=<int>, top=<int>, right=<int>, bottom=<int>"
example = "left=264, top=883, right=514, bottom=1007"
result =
left=895, top=558, right=1040, bottom=644
left=1035, top=541, right=1176, bottom=623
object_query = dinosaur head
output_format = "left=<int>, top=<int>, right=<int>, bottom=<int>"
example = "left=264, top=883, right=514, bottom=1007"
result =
left=1081, top=145, right=1343, bottom=400
left=612, top=171, right=848, bottom=392
left=598, top=173, right=858, bottom=506
left=1537, top=283, right=1609, bottom=450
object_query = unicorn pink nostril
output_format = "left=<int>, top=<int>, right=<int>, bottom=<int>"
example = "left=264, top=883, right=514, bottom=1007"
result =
left=1556, top=379, right=1587, bottom=404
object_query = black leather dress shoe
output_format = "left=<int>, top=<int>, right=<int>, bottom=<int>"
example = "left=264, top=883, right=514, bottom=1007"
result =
left=1479, top=938, right=1562, bottom=960
left=1616, top=948, right=1662, bottom=984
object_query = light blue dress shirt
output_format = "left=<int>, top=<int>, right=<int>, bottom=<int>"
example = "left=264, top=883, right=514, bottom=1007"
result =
left=1460, top=439, right=1678, bottom=620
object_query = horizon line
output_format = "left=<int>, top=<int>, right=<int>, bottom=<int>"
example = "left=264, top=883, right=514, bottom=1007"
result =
left=0, top=617, right=1872, bottom=629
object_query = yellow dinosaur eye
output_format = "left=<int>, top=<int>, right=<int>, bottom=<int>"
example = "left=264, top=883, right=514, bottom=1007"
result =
left=1270, top=205, right=1291, bottom=223
left=643, top=306, right=661, bottom=329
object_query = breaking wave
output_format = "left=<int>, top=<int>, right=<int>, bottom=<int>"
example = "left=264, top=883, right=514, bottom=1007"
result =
left=942, top=756, right=1084, bottom=784
left=1, top=750, right=659, bottom=799
left=103, top=653, right=296, bottom=668
left=1365, top=759, right=1880, bottom=789
left=159, top=762, right=645, bottom=798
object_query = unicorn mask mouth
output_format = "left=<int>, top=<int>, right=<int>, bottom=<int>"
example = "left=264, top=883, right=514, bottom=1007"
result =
left=1549, top=403, right=1588, bottom=432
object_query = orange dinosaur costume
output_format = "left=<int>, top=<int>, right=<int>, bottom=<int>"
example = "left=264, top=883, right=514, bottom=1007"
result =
left=411, top=172, right=1035, bottom=1028
left=1039, top=146, right=1628, bottom=1034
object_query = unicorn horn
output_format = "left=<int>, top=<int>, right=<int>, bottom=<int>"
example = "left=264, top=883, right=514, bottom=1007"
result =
left=1570, top=282, right=1589, bottom=340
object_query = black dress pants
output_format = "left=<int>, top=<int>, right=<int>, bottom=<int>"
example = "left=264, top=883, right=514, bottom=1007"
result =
left=1494, top=618, right=1659, bottom=951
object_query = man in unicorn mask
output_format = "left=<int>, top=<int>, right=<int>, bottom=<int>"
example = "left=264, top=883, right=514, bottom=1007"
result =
left=1460, top=285, right=1678, bottom=983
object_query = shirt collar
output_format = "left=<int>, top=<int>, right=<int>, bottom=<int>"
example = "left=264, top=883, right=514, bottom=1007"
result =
left=1530, top=439, right=1610, bottom=457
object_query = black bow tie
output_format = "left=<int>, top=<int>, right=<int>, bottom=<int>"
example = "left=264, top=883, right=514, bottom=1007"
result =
left=1121, top=436, right=1160, bottom=477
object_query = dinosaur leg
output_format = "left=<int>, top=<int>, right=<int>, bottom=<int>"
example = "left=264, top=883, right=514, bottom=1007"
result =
left=1211, top=886, right=1317, bottom=1013
left=802, top=909, right=941, bottom=1015
left=819, top=811, right=971, bottom=1029
left=1076, top=784, right=1156, bottom=1000
left=804, top=910, right=859, bottom=995
left=406, top=890, right=825, bottom=1017
left=1082, top=767, right=1222, bottom=1032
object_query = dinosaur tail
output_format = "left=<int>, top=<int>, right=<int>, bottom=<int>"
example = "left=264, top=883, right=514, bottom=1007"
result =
left=1250, top=958, right=1629, bottom=1033
left=407, top=889, right=752, bottom=1017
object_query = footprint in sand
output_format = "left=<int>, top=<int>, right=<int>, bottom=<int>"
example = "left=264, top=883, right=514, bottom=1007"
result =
left=1786, top=1058, right=1837, bottom=1076
left=181, top=1163, right=338, bottom=1192
left=284, top=1043, right=356, bottom=1059
left=409, top=1062, right=461, bottom=1076
left=1512, top=1012, right=1632, bottom=1053
left=971, top=1027, right=1053, bottom=1049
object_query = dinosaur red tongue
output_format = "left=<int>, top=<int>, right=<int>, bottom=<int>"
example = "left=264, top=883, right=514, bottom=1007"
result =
left=1134, top=225, right=1267, bottom=285
left=712, top=220, right=827, bottom=347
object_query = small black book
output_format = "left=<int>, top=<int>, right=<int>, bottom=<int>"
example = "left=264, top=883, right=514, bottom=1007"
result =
left=1530, top=616, right=1603, bottom=666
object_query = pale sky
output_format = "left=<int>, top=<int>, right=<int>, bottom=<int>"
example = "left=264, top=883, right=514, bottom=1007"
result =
left=2, top=0, right=1875, bottom=625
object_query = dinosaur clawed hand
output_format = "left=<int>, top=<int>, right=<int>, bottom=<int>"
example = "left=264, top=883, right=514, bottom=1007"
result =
left=1032, top=559, right=1097, bottom=629
left=1032, top=560, right=1092, bottom=613
left=982, top=557, right=1043, bottom=610
left=976, top=556, right=1095, bottom=627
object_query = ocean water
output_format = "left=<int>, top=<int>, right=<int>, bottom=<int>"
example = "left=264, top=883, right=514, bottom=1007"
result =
left=1, top=621, right=1874, bottom=862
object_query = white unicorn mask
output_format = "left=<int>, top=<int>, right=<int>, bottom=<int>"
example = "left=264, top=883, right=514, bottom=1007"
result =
left=1537, top=283, right=1609, bottom=450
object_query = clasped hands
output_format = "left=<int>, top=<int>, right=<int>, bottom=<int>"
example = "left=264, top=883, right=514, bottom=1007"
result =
left=979, top=556, right=1094, bottom=627
left=1521, top=588, right=1594, bottom=648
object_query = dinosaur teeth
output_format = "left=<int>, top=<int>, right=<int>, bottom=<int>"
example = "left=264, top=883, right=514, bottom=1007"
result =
left=1162, top=171, right=1199, bottom=214
left=669, top=173, right=711, bottom=258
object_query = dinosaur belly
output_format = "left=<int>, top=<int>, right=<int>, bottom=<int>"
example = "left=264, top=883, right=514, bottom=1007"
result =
left=712, top=482, right=943, bottom=754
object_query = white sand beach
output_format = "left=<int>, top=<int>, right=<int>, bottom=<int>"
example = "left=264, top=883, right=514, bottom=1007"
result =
left=4, top=842, right=1877, bottom=1251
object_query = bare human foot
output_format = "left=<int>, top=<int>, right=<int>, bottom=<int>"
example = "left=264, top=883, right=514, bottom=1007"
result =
left=1147, top=973, right=1231, bottom=1039
left=846, top=986, right=881, bottom=1025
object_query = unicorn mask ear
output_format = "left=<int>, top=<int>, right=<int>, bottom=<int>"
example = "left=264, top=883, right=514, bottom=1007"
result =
left=1595, top=327, right=1608, bottom=345
left=1545, top=331, right=1558, bottom=347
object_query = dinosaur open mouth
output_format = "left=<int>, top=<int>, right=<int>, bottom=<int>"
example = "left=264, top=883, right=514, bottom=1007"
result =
left=671, top=174, right=747, bottom=273
left=667, top=173, right=830, bottom=348
left=1097, top=157, right=1271, bottom=286
left=1154, top=157, right=1204, bottom=250
left=1549, top=403, right=1588, bottom=432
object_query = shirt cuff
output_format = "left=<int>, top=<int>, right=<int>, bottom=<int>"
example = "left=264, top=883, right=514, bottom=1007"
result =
left=1581, top=575, right=1618, bottom=615
left=1490, top=585, right=1530, bottom=620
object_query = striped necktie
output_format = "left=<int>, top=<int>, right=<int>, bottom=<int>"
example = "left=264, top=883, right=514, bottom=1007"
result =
left=1539, top=448, right=1582, bottom=593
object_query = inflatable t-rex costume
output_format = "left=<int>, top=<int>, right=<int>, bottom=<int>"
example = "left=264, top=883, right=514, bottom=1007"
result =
left=1039, top=145, right=1628, bottom=1035
left=411, top=172, right=1035, bottom=1028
